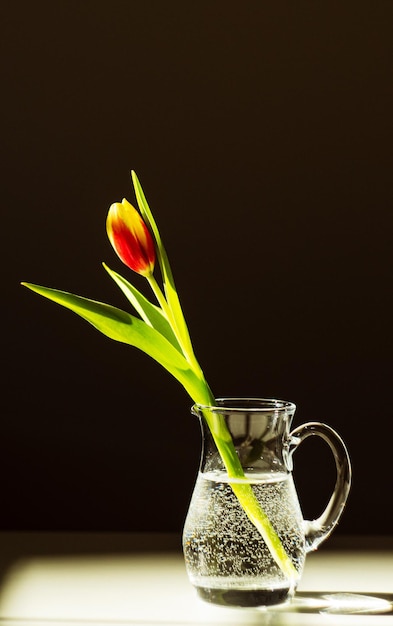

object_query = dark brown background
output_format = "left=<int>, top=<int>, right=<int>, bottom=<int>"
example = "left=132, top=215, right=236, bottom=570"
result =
left=2, top=1, right=392, bottom=534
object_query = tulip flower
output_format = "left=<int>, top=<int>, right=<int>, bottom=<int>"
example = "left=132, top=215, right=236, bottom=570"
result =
left=21, top=170, right=297, bottom=581
left=106, top=199, right=156, bottom=277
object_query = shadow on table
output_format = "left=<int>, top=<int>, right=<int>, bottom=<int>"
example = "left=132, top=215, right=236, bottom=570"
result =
left=274, top=591, right=393, bottom=615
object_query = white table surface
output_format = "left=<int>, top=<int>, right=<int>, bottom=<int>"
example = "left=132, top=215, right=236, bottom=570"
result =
left=0, top=533, right=391, bottom=625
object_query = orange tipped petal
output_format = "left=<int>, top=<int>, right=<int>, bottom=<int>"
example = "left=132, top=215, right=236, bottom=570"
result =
left=106, top=199, right=155, bottom=276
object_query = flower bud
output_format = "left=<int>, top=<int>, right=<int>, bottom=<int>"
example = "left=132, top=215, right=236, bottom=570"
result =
left=106, top=199, right=156, bottom=276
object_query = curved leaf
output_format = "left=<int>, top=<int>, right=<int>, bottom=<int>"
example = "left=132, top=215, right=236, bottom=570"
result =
left=102, top=263, right=182, bottom=351
left=21, top=282, right=209, bottom=404
left=131, top=171, right=195, bottom=360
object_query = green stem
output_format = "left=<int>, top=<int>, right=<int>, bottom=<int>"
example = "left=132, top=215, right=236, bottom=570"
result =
left=147, top=276, right=296, bottom=579
left=147, top=274, right=172, bottom=322
left=147, top=274, right=202, bottom=373
left=189, top=375, right=297, bottom=579
left=203, top=410, right=298, bottom=580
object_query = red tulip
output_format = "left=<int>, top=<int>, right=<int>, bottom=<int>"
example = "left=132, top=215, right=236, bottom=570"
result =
left=106, top=199, right=156, bottom=276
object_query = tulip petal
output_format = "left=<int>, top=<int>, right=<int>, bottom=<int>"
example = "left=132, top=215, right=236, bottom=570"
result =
left=106, top=200, right=155, bottom=276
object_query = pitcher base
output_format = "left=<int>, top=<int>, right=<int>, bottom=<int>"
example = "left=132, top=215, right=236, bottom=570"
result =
left=196, top=584, right=292, bottom=607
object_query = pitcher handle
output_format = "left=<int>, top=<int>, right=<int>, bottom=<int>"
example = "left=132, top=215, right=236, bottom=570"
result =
left=289, top=421, right=352, bottom=552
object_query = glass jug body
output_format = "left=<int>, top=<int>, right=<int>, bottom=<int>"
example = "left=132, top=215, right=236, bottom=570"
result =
left=182, top=398, right=351, bottom=608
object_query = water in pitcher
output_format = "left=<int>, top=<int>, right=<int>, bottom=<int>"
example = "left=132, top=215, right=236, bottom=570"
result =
left=183, top=470, right=306, bottom=606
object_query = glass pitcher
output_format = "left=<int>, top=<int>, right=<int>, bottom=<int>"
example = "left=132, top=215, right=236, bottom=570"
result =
left=182, top=398, right=351, bottom=607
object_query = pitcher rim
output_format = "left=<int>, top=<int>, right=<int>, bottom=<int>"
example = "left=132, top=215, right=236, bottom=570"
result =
left=193, top=397, right=296, bottom=413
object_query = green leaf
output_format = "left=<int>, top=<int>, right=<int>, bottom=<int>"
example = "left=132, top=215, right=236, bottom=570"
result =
left=102, top=263, right=182, bottom=352
left=21, top=282, right=210, bottom=404
left=131, top=171, right=195, bottom=360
